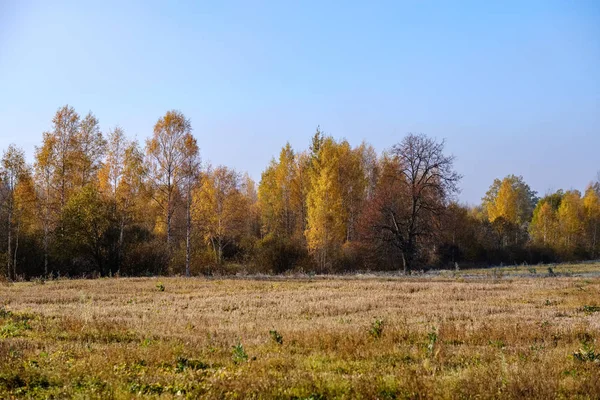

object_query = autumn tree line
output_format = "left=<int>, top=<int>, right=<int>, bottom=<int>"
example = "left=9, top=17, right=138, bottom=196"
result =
left=1, top=105, right=599, bottom=279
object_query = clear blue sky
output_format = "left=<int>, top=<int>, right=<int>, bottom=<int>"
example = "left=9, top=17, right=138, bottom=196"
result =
left=1, top=0, right=598, bottom=204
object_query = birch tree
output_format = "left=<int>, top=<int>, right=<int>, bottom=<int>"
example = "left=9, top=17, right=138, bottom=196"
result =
left=146, top=110, right=192, bottom=249
left=1, top=144, right=27, bottom=280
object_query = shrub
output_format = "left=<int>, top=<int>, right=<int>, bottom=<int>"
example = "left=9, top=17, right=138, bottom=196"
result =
left=580, top=305, right=600, bottom=314
left=369, top=318, right=385, bottom=339
left=0, top=275, right=12, bottom=286
left=573, top=342, right=599, bottom=363
left=232, top=342, right=248, bottom=364
left=427, top=327, right=438, bottom=356
left=0, top=309, right=33, bottom=338
left=491, top=268, right=503, bottom=279
left=269, top=330, right=283, bottom=345
left=254, top=235, right=309, bottom=274
left=0, top=320, right=32, bottom=338
left=175, top=356, right=209, bottom=372
left=0, top=307, right=11, bottom=318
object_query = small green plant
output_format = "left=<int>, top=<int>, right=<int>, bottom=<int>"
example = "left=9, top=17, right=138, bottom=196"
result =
left=0, top=306, right=12, bottom=318
left=302, top=394, right=326, bottom=400
left=129, top=382, right=167, bottom=395
left=541, top=320, right=551, bottom=329
left=0, top=319, right=32, bottom=338
left=369, top=318, right=385, bottom=339
left=547, top=267, right=556, bottom=277
left=580, top=305, right=600, bottom=314
left=156, top=283, right=165, bottom=292
left=269, top=330, right=283, bottom=345
left=427, top=327, right=438, bottom=356
left=528, top=267, right=537, bottom=275
left=232, top=342, right=248, bottom=364
left=573, top=342, right=599, bottom=363
left=0, top=309, right=33, bottom=338
left=175, top=356, right=209, bottom=372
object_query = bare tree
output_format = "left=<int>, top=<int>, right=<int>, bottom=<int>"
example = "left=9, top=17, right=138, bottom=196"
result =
left=366, top=133, right=461, bottom=273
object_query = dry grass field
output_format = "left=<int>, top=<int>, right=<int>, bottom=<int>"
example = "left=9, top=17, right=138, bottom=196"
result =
left=1, top=265, right=599, bottom=399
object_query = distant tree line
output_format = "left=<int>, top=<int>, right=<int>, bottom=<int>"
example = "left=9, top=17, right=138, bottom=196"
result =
left=1, top=105, right=599, bottom=279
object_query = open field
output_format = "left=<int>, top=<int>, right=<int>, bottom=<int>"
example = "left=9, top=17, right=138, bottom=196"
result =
left=1, top=265, right=600, bottom=399
left=447, top=262, right=600, bottom=279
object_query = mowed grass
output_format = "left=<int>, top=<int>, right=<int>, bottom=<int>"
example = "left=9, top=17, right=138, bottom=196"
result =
left=1, top=267, right=599, bottom=399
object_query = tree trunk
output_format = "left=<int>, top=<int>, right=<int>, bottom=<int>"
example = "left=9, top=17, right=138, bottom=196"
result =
left=185, top=188, right=191, bottom=277
left=218, top=237, right=223, bottom=265
left=210, top=237, right=218, bottom=264
left=13, top=219, right=19, bottom=280
left=117, top=216, right=125, bottom=274
left=595, top=225, right=598, bottom=258
left=43, top=225, right=48, bottom=277
left=7, top=204, right=12, bottom=280
left=96, top=248, right=104, bottom=277
left=166, top=177, right=173, bottom=249
left=592, top=222, right=597, bottom=259
left=166, top=205, right=172, bottom=248
left=43, top=182, right=50, bottom=277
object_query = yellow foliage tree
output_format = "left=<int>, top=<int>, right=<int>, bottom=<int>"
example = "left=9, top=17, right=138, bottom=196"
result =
left=192, top=166, right=248, bottom=264
left=145, top=110, right=192, bottom=248
left=557, top=190, right=584, bottom=252
left=529, top=202, right=557, bottom=246
left=1, top=144, right=30, bottom=279
left=337, top=141, right=367, bottom=242
left=487, top=179, right=518, bottom=224
left=258, top=143, right=299, bottom=237
left=75, top=112, right=106, bottom=189
left=99, top=129, right=147, bottom=271
left=33, top=105, right=83, bottom=274
left=483, top=175, right=537, bottom=226
left=583, top=185, right=600, bottom=256
left=305, top=137, right=347, bottom=270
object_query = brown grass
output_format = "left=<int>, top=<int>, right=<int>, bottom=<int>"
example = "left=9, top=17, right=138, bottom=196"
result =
left=1, top=266, right=599, bottom=399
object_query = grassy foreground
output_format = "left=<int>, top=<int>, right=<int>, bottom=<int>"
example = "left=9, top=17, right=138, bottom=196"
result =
left=1, top=266, right=599, bottom=399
